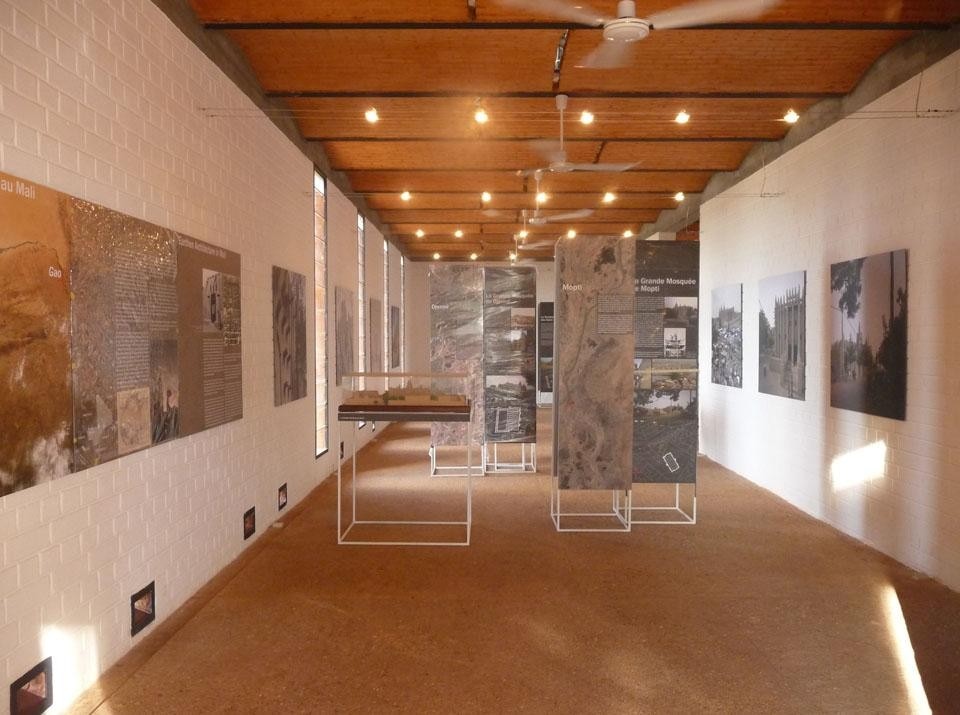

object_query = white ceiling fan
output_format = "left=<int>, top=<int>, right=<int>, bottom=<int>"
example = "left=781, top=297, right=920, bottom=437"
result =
left=497, top=0, right=781, bottom=68
left=484, top=169, right=595, bottom=223
left=518, top=94, right=635, bottom=176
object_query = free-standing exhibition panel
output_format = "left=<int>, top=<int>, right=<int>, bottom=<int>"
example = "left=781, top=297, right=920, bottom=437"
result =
left=483, top=267, right=537, bottom=444
left=429, top=265, right=484, bottom=446
left=554, top=237, right=636, bottom=491
left=0, top=169, right=243, bottom=497
left=633, top=241, right=700, bottom=484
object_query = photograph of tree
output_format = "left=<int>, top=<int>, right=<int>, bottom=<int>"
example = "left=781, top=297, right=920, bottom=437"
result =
left=759, top=271, right=806, bottom=400
left=830, top=250, right=907, bottom=420
left=711, top=284, right=742, bottom=388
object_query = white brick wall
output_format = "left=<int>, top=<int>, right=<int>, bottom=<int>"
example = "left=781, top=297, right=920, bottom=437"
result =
left=699, top=49, right=960, bottom=592
left=0, top=1, right=373, bottom=711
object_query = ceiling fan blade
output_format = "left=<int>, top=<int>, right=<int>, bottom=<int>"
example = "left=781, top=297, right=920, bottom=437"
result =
left=647, top=0, right=781, bottom=30
left=566, top=162, right=638, bottom=172
left=516, top=167, right=551, bottom=178
left=576, top=38, right=635, bottom=69
left=542, top=208, right=595, bottom=222
left=492, top=0, right=608, bottom=26
left=519, top=240, right=557, bottom=250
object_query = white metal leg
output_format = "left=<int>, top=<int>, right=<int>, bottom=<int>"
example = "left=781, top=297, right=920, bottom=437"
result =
left=483, top=442, right=537, bottom=474
left=629, top=481, right=697, bottom=525
left=550, top=475, right=632, bottom=532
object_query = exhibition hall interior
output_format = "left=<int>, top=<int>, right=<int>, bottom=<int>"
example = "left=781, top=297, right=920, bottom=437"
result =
left=1, top=0, right=959, bottom=712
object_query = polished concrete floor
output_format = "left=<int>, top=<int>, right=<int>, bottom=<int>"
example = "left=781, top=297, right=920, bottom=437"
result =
left=72, top=411, right=960, bottom=713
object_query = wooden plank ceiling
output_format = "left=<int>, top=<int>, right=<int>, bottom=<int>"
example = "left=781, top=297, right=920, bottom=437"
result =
left=190, top=0, right=958, bottom=260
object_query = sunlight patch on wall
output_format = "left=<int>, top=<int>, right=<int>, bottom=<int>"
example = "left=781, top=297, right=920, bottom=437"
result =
left=41, top=625, right=100, bottom=713
left=830, top=441, right=887, bottom=492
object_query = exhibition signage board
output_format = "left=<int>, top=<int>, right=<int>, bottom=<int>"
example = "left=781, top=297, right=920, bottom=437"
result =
left=830, top=250, right=907, bottom=420
left=537, top=302, right=554, bottom=394
left=483, top=267, right=537, bottom=443
left=272, top=266, right=308, bottom=406
left=633, top=241, right=700, bottom=484
left=429, top=265, right=484, bottom=445
left=554, top=237, right=635, bottom=491
left=0, top=169, right=243, bottom=497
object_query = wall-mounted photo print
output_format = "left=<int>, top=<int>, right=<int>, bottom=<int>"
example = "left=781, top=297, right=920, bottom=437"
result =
left=130, top=581, right=156, bottom=637
left=830, top=250, right=907, bottom=420
left=278, top=483, right=288, bottom=511
left=272, top=266, right=308, bottom=406
left=711, top=283, right=742, bottom=388
left=9, top=657, right=52, bottom=715
left=334, top=286, right=355, bottom=386
left=758, top=271, right=806, bottom=400
left=243, top=507, right=256, bottom=540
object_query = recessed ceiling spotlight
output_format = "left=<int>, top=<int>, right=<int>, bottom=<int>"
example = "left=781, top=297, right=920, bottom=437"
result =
left=400, top=191, right=411, bottom=202
left=454, top=229, right=464, bottom=238
left=674, top=191, right=686, bottom=202
left=566, top=229, right=577, bottom=239
left=481, top=191, right=492, bottom=203
left=470, top=252, right=478, bottom=261
left=675, top=110, right=690, bottom=124
left=518, top=229, right=529, bottom=239
left=535, top=192, right=548, bottom=204
left=602, top=191, right=617, bottom=204
left=474, top=107, right=489, bottom=124
left=415, top=228, right=425, bottom=238
left=580, top=110, right=595, bottom=125
left=364, top=107, right=379, bottom=124
left=623, top=229, right=634, bottom=238
left=784, top=109, right=800, bottom=124
left=433, top=252, right=440, bottom=260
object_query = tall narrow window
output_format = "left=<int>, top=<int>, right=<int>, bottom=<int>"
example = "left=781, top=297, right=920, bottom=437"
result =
left=400, top=255, right=406, bottom=371
left=314, top=172, right=328, bottom=456
left=383, top=238, right=390, bottom=371
left=357, top=214, right=366, bottom=396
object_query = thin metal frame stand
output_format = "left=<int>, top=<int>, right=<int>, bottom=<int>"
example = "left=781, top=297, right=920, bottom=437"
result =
left=550, top=476, right=632, bottom=532
left=429, top=443, right=485, bottom=478
left=483, top=442, right=536, bottom=474
left=337, top=417, right=473, bottom=546
left=626, top=482, right=697, bottom=525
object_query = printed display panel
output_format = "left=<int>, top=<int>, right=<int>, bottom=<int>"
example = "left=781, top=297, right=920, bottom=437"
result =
left=554, top=237, right=635, bottom=491
left=537, top=302, right=554, bottom=394
left=273, top=266, right=308, bottom=406
left=483, top=267, right=537, bottom=443
left=0, top=169, right=243, bottom=497
left=429, top=265, right=483, bottom=445
left=830, top=250, right=907, bottom=420
left=633, top=241, right=700, bottom=484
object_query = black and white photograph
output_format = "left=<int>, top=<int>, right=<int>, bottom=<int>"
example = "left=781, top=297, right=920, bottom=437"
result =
left=663, top=296, right=698, bottom=359
left=711, top=283, right=743, bottom=388
left=759, top=270, right=806, bottom=400
left=202, top=269, right=223, bottom=332
left=272, top=266, right=308, bottom=406
left=334, top=286, right=355, bottom=386
left=633, top=360, right=698, bottom=484
left=150, top=337, right=180, bottom=444
left=830, top=250, right=907, bottom=420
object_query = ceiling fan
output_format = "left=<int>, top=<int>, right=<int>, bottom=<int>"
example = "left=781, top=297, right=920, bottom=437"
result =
left=496, top=0, right=782, bottom=68
left=518, top=94, right=635, bottom=176
left=485, top=169, right=595, bottom=223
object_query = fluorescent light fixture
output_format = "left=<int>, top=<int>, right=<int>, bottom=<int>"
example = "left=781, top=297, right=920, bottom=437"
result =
left=675, top=110, right=690, bottom=124
left=580, top=110, right=594, bottom=125
left=364, top=108, right=379, bottom=123
left=784, top=109, right=799, bottom=124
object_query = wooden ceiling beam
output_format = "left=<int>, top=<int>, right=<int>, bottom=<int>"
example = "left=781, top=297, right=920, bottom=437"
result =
left=206, top=22, right=950, bottom=31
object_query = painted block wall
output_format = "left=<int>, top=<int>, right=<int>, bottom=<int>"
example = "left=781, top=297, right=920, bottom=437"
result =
left=699, top=49, right=960, bottom=592
left=0, top=0, right=382, bottom=711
